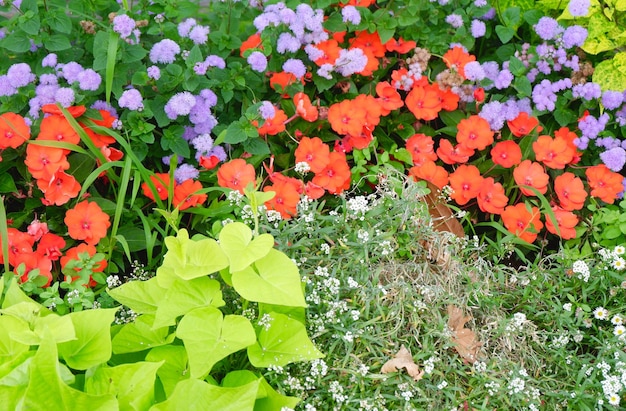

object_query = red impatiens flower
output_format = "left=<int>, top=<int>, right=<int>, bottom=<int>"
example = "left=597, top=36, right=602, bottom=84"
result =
left=384, top=37, right=417, bottom=54
left=533, top=134, right=575, bottom=169
left=554, top=172, right=587, bottom=211
left=64, top=201, right=111, bottom=245
left=375, top=81, right=404, bottom=115
left=173, top=179, right=207, bottom=210
left=328, top=99, right=368, bottom=136
left=239, top=32, right=263, bottom=57
left=37, top=169, right=82, bottom=206
left=408, top=161, right=449, bottom=189
left=312, top=151, right=351, bottom=194
left=507, top=112, right=540, bottom=137
left=294, top=136, right=330, bottom=174
left=405, top=82, right=442, bottom=121
left=264, top=179, right=301, bottom=220
left=406, top=133, right=437, bottom=166
left=477, top=177, right=509, bottom=215
left=448, top=164, right=483, bottom=205
left=513, top=160, right=549, bottom=196
left=0, top=112, right=30, bottom=149
left=501, top=203, right=544, bottom=243
left=442, top=46, right=476, bottom=79
left=0, top=228, right=34, bottom=266
left=217, top=159, right=256, bottom=194
left=490, top=140, right=522, bottom=168
left=37, top=115, right=81, bottom=152
left=36, top=233, right=66, bottom=261
left=456, top=115, right=494, bottom=151
left=24, top=144, right=69, bottom=181
left=294, top=92, right=319, bottom=122
left=14, top=252, right=52, bottom=287
left=142, top=173, right=175, bottom=201
left=545, top=206, right=579, bottom=240
left=436, top=139, right=474, bottom=165
left=256, top=108, right=288, bottom=136
left=586, top=164, right=624, bottom=203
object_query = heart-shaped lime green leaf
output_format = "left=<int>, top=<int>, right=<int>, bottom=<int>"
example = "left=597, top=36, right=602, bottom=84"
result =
left=58, top=308, right=118, bottom=370
left=112, top=315, right=174, bottom=354
left=146, top=346, right=189, bottom=397
left=0, top=315, right=30, bottom=362
left=176, top=306, right=256, bottom=379
left=22, top=333, right=118, bottom=410
left=85, top=361, right=163, bottom=410
left=108, top=277, right=166, bottom=315
left=149, top=378, right=259, bottom=411
left=2, top=302, right=75, bottom=345
left=255, top=375, right=301, bottom=410
left=232, top=249, right=306, bottom=307
left=153, top=277, right=224, bottom=329
left=247, top=312, right=323, bottom=367
left=219, top=222, right=273, bottom=272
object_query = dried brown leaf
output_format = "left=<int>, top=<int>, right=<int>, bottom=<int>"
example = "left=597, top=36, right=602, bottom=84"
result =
left=381, top=345, right=424, bottom=381
left=423, top=181, right=465, bottom=238
left=447, top=305, right=482, bottom=364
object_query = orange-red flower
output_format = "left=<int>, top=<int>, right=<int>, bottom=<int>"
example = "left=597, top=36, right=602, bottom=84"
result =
left=36, top=233, right=65, bottom=261
left=305, top=181, right=325, bottom=199
left=269, top=71, right=303, bottom=95
left=436, top=139, right=474, bottom=165
left=437, top=84, right=460, bottom=112
left=354, top=94, right=382, bottom=128
left=37, top=115, right=80, bottom=152
left=507, top=112, right=540, bottom=137
left=408, top=161, right=449, bottom=189
left=313, top=39, right=341, bottom=66
left=545, top=206, right=579, bottom=240
left=405, top=82, right=442, bottom=121
left=41, top=104, right=86, bottom=117
left=312, top=151, right=351, bottom=194
left=38, top=169, right=81, bottom=206
left=490, top=140, right=522, bottom=168
left=173, top=179, right=207, bottom=210
left=0, top=228, right=34, bottom=266
left=350, top=31, right=386, bottom=58
left=345, top=126, right=374, bottom=150
left=586, top=164, right=624, bottom=203
left=501, top=203, right=544, bottom=243
left=384, top=37, right=417, bottom=54
left=554, top=172, right=587, bottom=211
left=344, top=0, right=375, bottom=6
left=406, top=133, right=437, bottom=166
left=448, top=164, right=483, bottom=205
left=0, top=112, right=30, bottom=149
left=513, top=160, right=549, bottom=196
left=81, top=110, right=117, bottom=148
left=294, top=92, right=319, bottom=122
left=199, top=155, right=220, bottom=170
left=442, top=46, right=476, bottom=79
left=217, top=159, right=256, bottom=194
left=240, top=32, right=263, bottom=57
left=64, top=201, right=111, bottom=245
left=477, top=177, right=509, bottom=215
left=554, top=127, right=581, bottom=165
left=295, top=136, right=330, bottom=174
left=264, top=180, right=301, bottom=220
left=14, top=252, right=52, bottom=287
left=391, top=68, right=420, bottom=91
left=24, top=143, right=69, bottom=180
left=256, top=108, right=287, bottom=136
left=533, top=135, right=575, bottom=169
left=328, top=99, right=367, bottom=136
left=375, top=81, right=404, bottom=115
left=456, top=115, right=494, bottom=151
left=142, top=173, right=174, bottom=201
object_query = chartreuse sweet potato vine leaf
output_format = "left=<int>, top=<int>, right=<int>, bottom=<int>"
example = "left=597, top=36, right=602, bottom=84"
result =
left=0, top=315, right=30, bottom=363
left=159, top=228, right=229, bottom=282
left=176, top=306, right=256, bottom=379
left=112, top=314, right=175, bottom=354
left=152, top=276, right=224, bottom=329
left=219, top=222, right=274, bottom=272
left=221, top=371, right=300, bottom=411
left=247, top=312, right=324, bottom=367
left=85, top=361, right=163, bottom=411
left=145, top=346, right=189, bottom=398
left=1, top=301, right=75, bottom=346
left=22, top=332, right=118, bottom=411
left=58, top=308, right=118, bottom=370
left=149, top=377, right=258, bottom=411
left=232, top=249, right=307, bottom=307
left=107, top=277, right=166, bottom=315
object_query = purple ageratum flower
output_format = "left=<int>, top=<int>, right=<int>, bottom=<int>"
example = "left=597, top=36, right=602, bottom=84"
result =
left=342, top=6, right=361, bottom=25
left=41, top=53, right=57, bottom=68
left=178, top=18, right=197, bottom=37
left=91, top=100, right=118, bottom=118
left=445, top=14, right=464, bottom=29
left=481, top=7, right=496, bottom=20
left=304, top=44, right=324, bottom=61
left=277, top=32, right=301, bottom=54
left=259, top=101, right=276, bottom=120
left=282, top=58, right=307, bottom=79
left=579, top=112, right=609, bottom=140
left=118, top=89, right=144, bottom=111
left=602, top=90, right=624, bottom=110
left=55, top=87, right=75, bottom=107
left=501, top=99, right=521, bottom=121
left=208, top=145, right=227, bottom=162
left=194, top=62, right=209, bottom=75
left=147, top=66, right=161, bottom=80
left=494, top=69, right=513, bottom=89
left=0, top=75, right=16, bottom=97
left=189, top=97, right=211, bottom=125
left=60, top=62, right=84, bottom=83
left=182, top=126, right=197, bottom=142
left=205, top=55, right=225, bottom=69
left=600, top=147, right=626, bottom=172
left=149, top=39, right=181, bottom=64
left=572, top=82, right=601, bottom=100
left=77, top=69, right=101, bottom=91
left=463, top=61, right=485, bottom=81
left=200, top=89, right=218, bottom=107
left=113, top=14, right=136, bottom=39
left=7, top=63, right=35, bottom=88
left=247, top=51, right=267, bottom=72
left=39, top=74, right=58, bottom=85
left=562, top=26, right=588, bottom=49
left=479, top=101, right=505, bottom=130
left=193, top=115, right=217, bottom=135
left=191, top=133, right=214, bottom=155
left=474, top=0, right=487, bottom=6
left=568, top=0, right=590, bottom=16
left=334, top=48, right=367, bottom=76
left=317, top=63, right=333, bottom=80
left=189, top=25, right=210, bottom=45
left=534, top=17, right=562, bottom=41
left=165, top=91, right=196, bottom=119
left=174, top=164, right=199, bottom=183
left=470, top=19, right=486, bottom=38
left=532, top=79, right=558, bottom=111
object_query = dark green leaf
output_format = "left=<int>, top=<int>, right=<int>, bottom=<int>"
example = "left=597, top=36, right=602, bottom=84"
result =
left=0, top=174, right=17, bottom=194
left=242, top=138, right=270, bottom=155
left=495, top=25, right=515, bottom=43
left=1, top=33, right=31, bottom=53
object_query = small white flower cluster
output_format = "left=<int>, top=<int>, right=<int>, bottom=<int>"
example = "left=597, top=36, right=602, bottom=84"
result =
left=396, top=382, right=415, bottom=401
left=357, top=229, right=370, bottom=243
left=106, top=275, right=122, bottom=288
left=379, top=240, right=394, bottom=256
left=473, top=361, right=487, bottom=373
left=329, top=380, right=347, bottom=404
left=320, top=243, right=330, bottom=255
left=294, top=161, right=311, bottom=174
left=423, top=356, right=439, bottom=374
left=505, top=312, right=528, bottom=333
left=572, top=260, right=590, bottom=282
left=227, top=189, right=244, bottom=206
left=66, top=289, right=81, bottom=305
left=598, top=246, right=626, bottom=271
left=551, top=333, right=570, bottom=349
left=485, top=380, right=501, bottom=396
left=257, top=313, right=273, bottom=331
left=265, top=209, right=283, bottom=224
left=114, top=306, right=138, bottom=324
left=297, top=197, right=315, bottom=224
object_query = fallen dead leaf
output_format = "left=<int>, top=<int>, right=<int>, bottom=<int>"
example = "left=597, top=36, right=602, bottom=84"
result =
left=447, top=305, right=483, bottom=364
left=381, top=345, right=424, bottom=381
left=422, top=180, right=465, bottom=238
